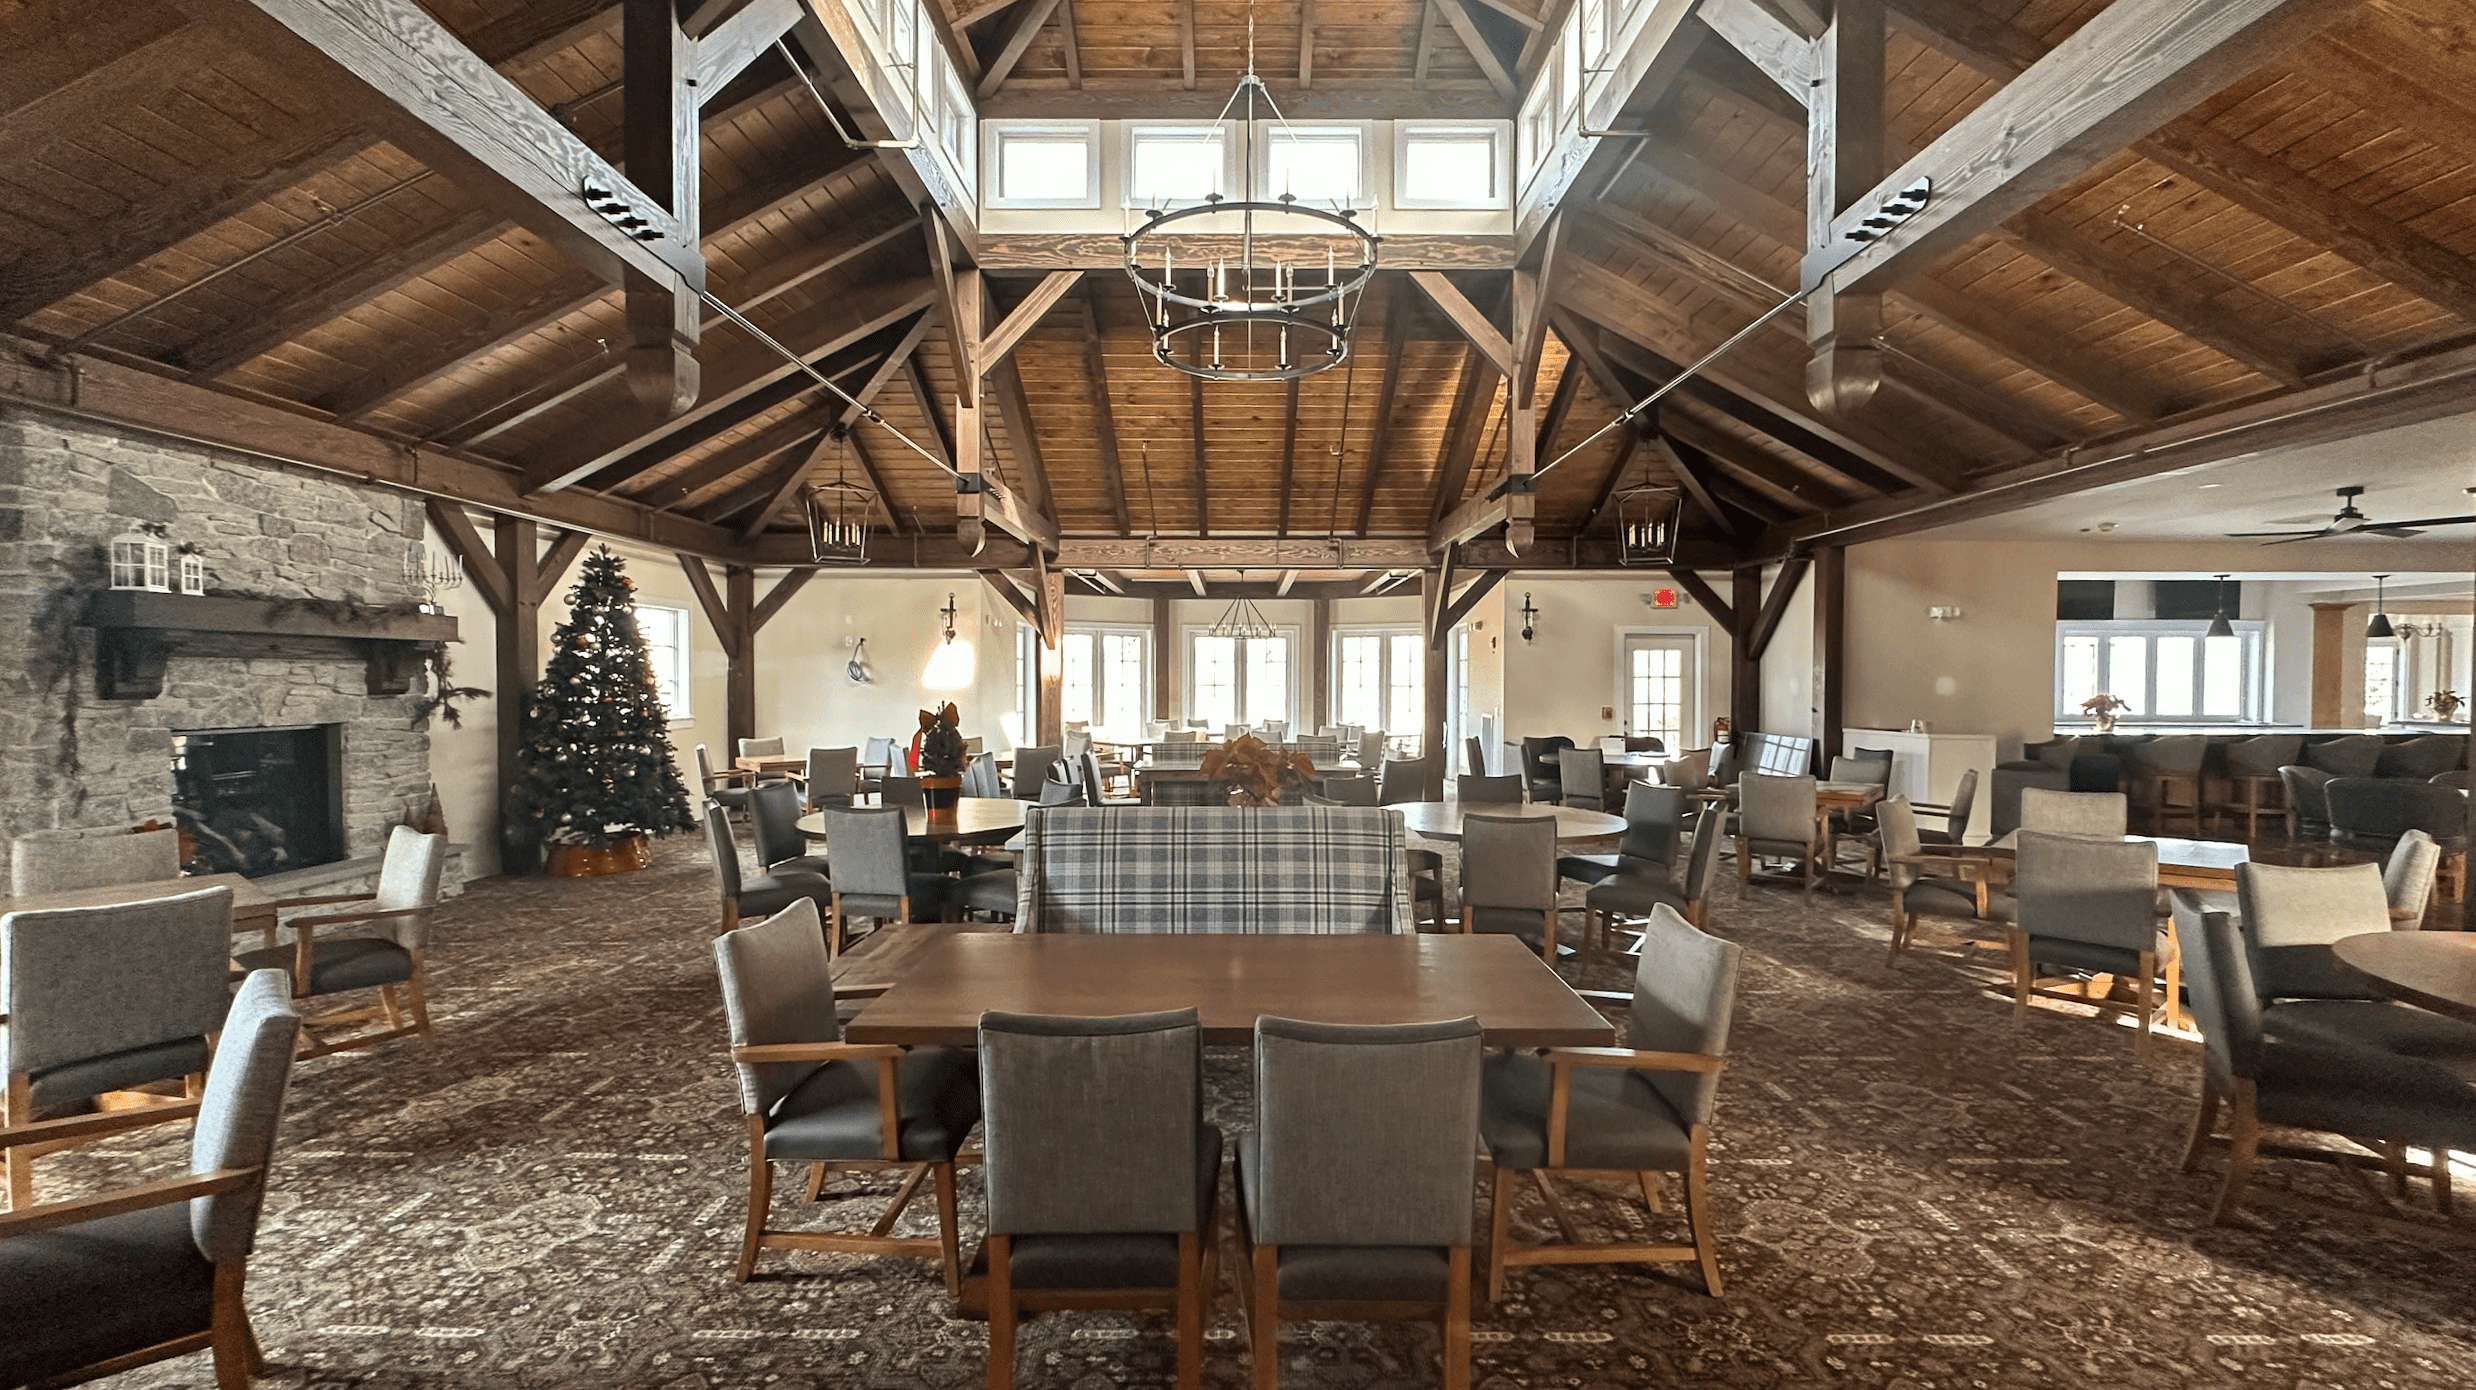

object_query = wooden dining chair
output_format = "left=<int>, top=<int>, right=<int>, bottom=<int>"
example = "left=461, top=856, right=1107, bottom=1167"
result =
left=804, top=746, right=860, bottom=810
left=1878, top=797, right=2009, bottom=966
left=814, top=806, right=956, bottom=948
left=979, top=1008, right=1219, bottom=1390
left=712, top=899, right=976, bottom=1291
left=696, top=743, right=755, bottom=819
left=1238, top=1016, right=1482, bottom=1390
left=231, top=825, right=447, bottom=1058
left=1734, top=774, right=1819, bottom=898
left=1458, top=814, right=1562, bottom=963
left=1583, top=805, right=1728, bottom=959
left=2008, top=831, right=2170, bottom=1054
left=701, top=801, right=831, bottom=939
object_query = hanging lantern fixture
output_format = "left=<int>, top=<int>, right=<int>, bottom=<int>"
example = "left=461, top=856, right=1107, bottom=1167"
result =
left=1613, top=487, right=1684, bottom=566
left=804, top=429, right=876, bottom=565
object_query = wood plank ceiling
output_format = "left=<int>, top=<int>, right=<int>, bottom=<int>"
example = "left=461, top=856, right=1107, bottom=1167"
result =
left=5, top=0, right=2475, bottom=580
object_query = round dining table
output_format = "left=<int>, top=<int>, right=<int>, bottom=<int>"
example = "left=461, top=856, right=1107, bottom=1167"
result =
left=2332, top=931, right=2476, bottom=1023
left=1393, top=801, right=1626, bottom=843
left=795, top=797, right=1028, bottom=846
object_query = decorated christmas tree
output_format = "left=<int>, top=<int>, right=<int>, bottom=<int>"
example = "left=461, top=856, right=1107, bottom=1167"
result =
left=504, top=546, right=697, bottom=872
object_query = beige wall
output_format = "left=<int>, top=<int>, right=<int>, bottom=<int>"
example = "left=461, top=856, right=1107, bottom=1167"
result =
left=1500, top=574, right=1731, bottom=750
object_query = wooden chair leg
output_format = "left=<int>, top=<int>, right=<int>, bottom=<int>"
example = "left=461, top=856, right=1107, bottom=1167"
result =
left=1637, top=1170, right=1664, bottom=1213
left=1443, top=1244, right=1472, bottom=1390
left=2007, top=930, right=2033, bottom=1020
left=2213, top=1088, right=2263, bottom=1226
left=2181, top=1083, right=2221, bottom=1173
left=934, top=1161, right=962, bottom=1299
left=211, top=1260, right=254, bottom=1390
left=986, top=1233, right=1016, bottom=1390
left=1176, top=1230, right=1204, bottom=1390
left=1487, top=1164, right=1514, bottom=1303
left=2133, top=950, right=2156, bottom=1057
left=404, top=954, right=435, bottom=1043
left=737, top=1125, right=771, bottom=1283
left=2435, top=1151, right=2456, bottom=1215
left=1735, top=837, right=1751, bottom=897
left=1251, top=1242, right=1282, bottom=1390
left=1685, top=1132, right=1723, bottom=1298
left=1538, top=908, right=1556, bottom=965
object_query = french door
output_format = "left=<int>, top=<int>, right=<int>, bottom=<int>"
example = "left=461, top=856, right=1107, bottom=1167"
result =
left=1619, top=633, right=1698, bottom=752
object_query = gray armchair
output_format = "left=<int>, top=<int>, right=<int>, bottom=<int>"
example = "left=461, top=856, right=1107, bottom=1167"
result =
left=1734, top=773, right=1820, bottom=898
left=1559, top=781, right=1683, bottom=890
left=2278, top=764, right=2335, bottom=838
left=1011, top=746, right=1064, bottom=800
left=1519, top=736, right=1575, bottom=803
left=2017, top=787, right=2128, bottom=839
left=231, top=824, right=446, bottom=1058
left=1237, top=1015, right=1483, bottom=1390
left=2007, top=832, right=2170, bottom=1054
left=712, top=899, right=977, bottom=1289
left=1558, top=747, right=1607, bottom=812
left=699, top=801, right=831, bottom=937
left=1879, top=797, right=2009, bottom=967
left=962, top=751, right=1006, bottom=799
left=695, top=742, right=755, bottom=817
left=804, top=745, right=859, bottom=811
left=1456, top=774, right=1524, bottom=805
left=2175, top=902, right=2476, bottom=1226
left=2385, top=828, right=2443, bottom=923
left=1585, top=805, right=1729, bottom=956
left=736, top=736, right=794, bottom=785
left=813, top=807, right=961, bottom=946
left=1913, top=767, right=1979, bottom=848
left=0, top=969, right=300, bottom=1390
left=2, top=884, right=236, bottom=1211
left=749, top=781, right=833, bottom=879
left=1457, top=813, right=1562, bottom=963
left=8, top=826, right=180, bottom=896
left=1379, top=754, right=1443, bottom=805
left=860, top=736, right=903, bottom=801
left=979, top=1008, right=1219, bottom=1390
left=1481, top=903, right=1739, bottom=1298
left=2326, top=776, right=2469, bottom=855
left=2231, top=859, right=2476, bottom=1076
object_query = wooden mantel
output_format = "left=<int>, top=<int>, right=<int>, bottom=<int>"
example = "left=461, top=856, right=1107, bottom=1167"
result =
left=80, top=591, right=459, bottom=701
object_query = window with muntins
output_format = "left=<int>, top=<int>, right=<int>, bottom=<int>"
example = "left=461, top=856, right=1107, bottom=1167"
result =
left=2056, top=621, right=2266, bottom=724
left=635, top=601, right=692, bottom=723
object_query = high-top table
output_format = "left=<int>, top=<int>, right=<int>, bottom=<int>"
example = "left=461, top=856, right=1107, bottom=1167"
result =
left=845, top=933, right=1614, bottom=1048
left=796, top=797, right=1028, bottom=846
left=2333, top=932, right=2476, bottom=1023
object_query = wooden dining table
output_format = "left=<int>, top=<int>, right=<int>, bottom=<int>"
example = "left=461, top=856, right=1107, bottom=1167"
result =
left=845, top=932, right=1615, bottom=1048
left=795, top=797, right=1028, bottom=846
left=2333, top=932, right=2476, bottom=1023
left=1393, top=801, right=1627, bottom=843
left=734, top=755, right=806, bottom=780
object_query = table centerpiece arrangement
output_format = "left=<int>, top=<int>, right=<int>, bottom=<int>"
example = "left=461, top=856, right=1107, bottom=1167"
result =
left=1201, top=734, right=1316, bottom=806
left=917, top=702, right=965, bottom=817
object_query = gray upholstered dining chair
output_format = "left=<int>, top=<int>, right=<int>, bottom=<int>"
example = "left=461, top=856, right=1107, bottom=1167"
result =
left=1583, top=805, right=1728, bottom=957
left=1378, top=754, right=1442, bottom=805
left=1559, top=781, right=1683, bottom=891
left=1313, top=775, right=1377, bottom=806
left=1879, top=796, right=2008, bottom=966
left=1519, top=736, right=1574, bottom=803
left=712, top=899, right=977, bottom=1290
left=1457, top=813, right=1563, bottom=963
left=1237, top=1015, right=1482, bottom=1390
left=696, top=743, right=755, bottom=819
left=2008, top=831, right=2170, bottom=1054
left=1913, top=767, right=1979, bottom=848
left=699, top=801, right=831, bottom=937
left=962, top=751, right=1006, bottom=799
left=2385, top=827, right=2443, bottom=923
left=1558, top=746, right=1607, bottom=812
left=1456, top=773, right=1524, bottom=805
left=7, top=826, right=181, bottom=897
left=231, top=824, right=447, bottom=1057
left=2133, top=734, right=2208, bottom=834
left=2326, top=778, right=2470, bottom=892
left=1481, top=902, right=1739, bottom=1299
left=860, top=736, right=903, bottom=801
left=2174, top=901, right=2476, bottom=1226
left=2, top=883, right=236, bottom=1211
left=979, top=1008, right=1219, bottom=1390
left=0, top=968, right=301, bottom=1389
left=1464, top=734, right=1488, bottom=776
left=736, top=736, right=794, bottom=785
left=2016, top=787, right=2128, bottom=839
left=814, top=806, right=957, bottom=947
left=804, top=746, right=859, bottom=810
left=1011, top=746, right=1064, bottom=800
left=749, top=780, right=834, bottom=878
left=1734, top=773, right=1820, bottom=898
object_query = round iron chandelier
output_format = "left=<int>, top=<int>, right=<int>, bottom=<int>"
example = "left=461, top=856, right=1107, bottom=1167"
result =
left=1122, top=24, right=1379, bottom=382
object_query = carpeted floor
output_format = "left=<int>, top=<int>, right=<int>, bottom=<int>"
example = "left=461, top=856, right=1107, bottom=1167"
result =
left=46, top=835, right=2476, bottom=1389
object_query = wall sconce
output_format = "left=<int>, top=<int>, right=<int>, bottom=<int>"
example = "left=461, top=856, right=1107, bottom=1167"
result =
left=921, top=592, right=975, bottom=690
left=845, top=635, right=873, bottom=684
left=1519, top=592, right=1539, bottom=643
left=1927, top=606, right=1963, bottom=621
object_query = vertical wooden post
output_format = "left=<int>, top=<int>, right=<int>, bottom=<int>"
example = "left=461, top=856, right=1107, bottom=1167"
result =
left=1310, top=598, right=1332, bottom=735
left=1731, top=566, right=1762, bottom=741
left=491, top=515, right=539, bottom=869
left=1814, top=544, right=1846, bottom=761
left=725, top=565, right=756, bottom=747
left=1152, top=597, right=1175, bottom=724
left=2310, top=601, right=2352, bottom=728
left=1422, top=571, right=1449, bottom=762
left=621, top=0, right=700, bottom=417
left=1805, top=0, right=1885, bottom=415
left=1037, top=566, right=1066, bottom=747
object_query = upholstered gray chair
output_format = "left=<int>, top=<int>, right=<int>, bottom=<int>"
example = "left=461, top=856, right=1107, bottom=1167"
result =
left=1584, top=805, right=1728, bottom=957
left=1520, top=736, right=1575, bottom=803
left=2215, top=734, right=2302, bottom=838
left=1735, top=773, right=1820, bottom=897
left=860, top=736, right=903, bottom=802
left=2433, top=769, right=2476, bottom=793
left=1914, top=767, right=1979, bottom=848
left=1879, top=797, right=2008, bottom=966
left=2016, top=787, right=2128, bottom=839
left=1358, top=729, right=1389, bottom=769
left=1464, top=735, right=1488, bottom=777
left=1037, top=778, right=1084, bottom=808
left=804, top=746, right=860, bottom=811
left=713, top=899, right=977, bottom=1289
left=1558, top=747, right=1607, bottom=812
left=0, top=969, right=300, bottom=1389
left=962, top=751, right=1007, bottom=799
left=2235, top=859, right=2396, bottom=1004
left=699, top=801, right=831, bottom=937
left=2175, top=902, right=2476, bottom=1226
left=2008, top=831, right=2169, bottom=1053
left=1313, top=775, right=1376, bottom=806
left=1559, top=781, right=1683, bottom=891
left=1379, top=754, right=1442, bottom=805
left=879, top=774, right=925, bottom=808
left=2, top=884, right=236, bottom=1210
left=8, top=826, right=181, bottom=897
left=979, top=1008, right=1219, bottom=1390
left=2303, top=733, right=2385, bottom=778
left=1011, top=746, right=1064, bottom=800
left=1481, top=903, right=1739, bottom=1299
left=737, top=736, right=795, bottom=786
left=696, top=743, right=755, bottom=818
left=231, top=824, right=446, bottom=1057
left=814, top=807, right=956, bottom=946
left=1077, top=750, right=1140, bottom=807
left=1458, top=813, right=1562, bottom=962
left=1238, top=1016, right=1482, bottom=1390
left=2279, top=765, right=2335, bottom=839
left=2385, top=827, right=2442, bottom=923
left=1657, top=748, right=1712, bottom=794
left=2326, top=776, right=2470, bottom=857
left=1456, top=773, right=1524, bottom=805
left=749, top=781, right=834, bottom=878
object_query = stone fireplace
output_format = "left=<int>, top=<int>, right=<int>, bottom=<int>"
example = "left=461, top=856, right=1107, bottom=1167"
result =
left=171, top=724, right=347, bottom=878
left=0, top=406, right=462, bottom=893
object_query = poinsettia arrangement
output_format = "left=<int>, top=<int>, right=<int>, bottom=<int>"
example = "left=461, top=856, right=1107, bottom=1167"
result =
left=1201, top=734, right=1316, bottom=806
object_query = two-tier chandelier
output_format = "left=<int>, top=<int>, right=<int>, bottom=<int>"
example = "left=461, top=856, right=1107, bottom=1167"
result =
left=1206, top=573, right=1280, bottom=640
left=1122, top=18, right=1378, bottom=382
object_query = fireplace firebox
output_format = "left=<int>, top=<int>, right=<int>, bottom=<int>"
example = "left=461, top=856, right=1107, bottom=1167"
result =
left=170, top=725, right=347, bottom=878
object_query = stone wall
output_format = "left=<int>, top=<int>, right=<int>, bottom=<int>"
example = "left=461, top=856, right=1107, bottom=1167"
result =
left=0, top=405, right=439, bottom=864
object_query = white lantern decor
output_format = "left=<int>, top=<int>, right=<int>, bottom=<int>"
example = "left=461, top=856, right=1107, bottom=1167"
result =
left=109, top=523, right=172, bottom=592
left=177, top=543, right=207, bottom=596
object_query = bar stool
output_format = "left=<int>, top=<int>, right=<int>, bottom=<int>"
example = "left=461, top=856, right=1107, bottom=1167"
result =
left=2208, top=735, right=2299, bottom=841
left=2134, top=735, right=2207, bottom=836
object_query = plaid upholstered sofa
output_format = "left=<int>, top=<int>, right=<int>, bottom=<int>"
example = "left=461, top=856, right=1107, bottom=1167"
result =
left=1012, top=805, right=1416, bottom=934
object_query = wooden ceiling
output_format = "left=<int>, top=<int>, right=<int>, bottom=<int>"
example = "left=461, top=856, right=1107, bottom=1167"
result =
left=6, top=0, right=2476, bottom=586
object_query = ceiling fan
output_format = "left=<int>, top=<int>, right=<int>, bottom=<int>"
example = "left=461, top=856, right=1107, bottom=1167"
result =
left=2225, top=486, right=2476, bottom=544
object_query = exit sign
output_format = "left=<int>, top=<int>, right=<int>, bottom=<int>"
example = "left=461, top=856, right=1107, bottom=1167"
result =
left=1649, top=589, right=1680, bottom=609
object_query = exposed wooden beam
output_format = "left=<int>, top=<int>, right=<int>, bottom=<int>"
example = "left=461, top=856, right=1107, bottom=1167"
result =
left=971, top=232, right=1515, bottom=271
left=2006, top=216, right=2314, bottom=388
left=844, top=431, right=906, bottom=533
left=974, top=0, right=1064, bottom=98
left=676, top=554, right=741, bottom=659
left=979, top=79, right=1510, bottom=121
left=1438, top=568, right=1508, bottom=634
left=1179, top=0, right=1197, bottom=88
left=751, top=568, right=815, bottom=631
left=1667, top=566, right=1736, bottom=628
left=954, top=0, right=1024, bottom=27
left=1804, top=0, right=1887, bottom=417
left=631, top=415, right=826, bottom=511
left=1434, top=0, right=1518, bottom=100
left=1657, top=408, right=1830, bottom=515
left=1697, top=0, right=1814, bottom=100
left=1578, top=430, right=1645, bottom=540
left=622, top=0, right=702, bottom=418
left=1413, top=1, right=1437, bottom=85
left=989, top=357, right=1056, bottom=524
left=423, top=499, right=514, bottom=616
left=1353, top=289, right=1413, bottom=536
left=735, top=312, right=936, bottom=539
left=1745, top=555, right=1810, bottom=661
left=222, top=0, right=700, bottom=289
left=536, top=527, right=592, bottom=597
left=1300, top=0, right=1318, bottom=87
left=1513, top=0, right=1701, bottom=251
left=1815, top=0, right=2356, bottom=296
left=1189, top=372, right=1210, bottom=536
left=1427, top=350, right=1503, bottom=528
left=1187, top=568, right=1208, bottom=597
left=1075, top=284, right=1132, bottom=536
left=975, top=270, right=1083, bottom=373
left=1277, top=569, right=1300, bottom=597
left=1551, top=311, right=1743, bottom=543
left=1410, top=272, right=1514, bottom=378
left=1277, top=379, right=1301, bottom=537
left=1057, top=0, right=1081, bottom=87
left=694, top=0, right=803, bottom=92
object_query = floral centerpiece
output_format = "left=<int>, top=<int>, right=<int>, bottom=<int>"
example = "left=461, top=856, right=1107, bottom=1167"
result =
left=2080, top=693, right=2129, bottom=734
left=917, top=703, right=965, bottom=813
left=1201, top=734, right=1316, bottom=806
left=2430, top=689, right=2465, bottom=722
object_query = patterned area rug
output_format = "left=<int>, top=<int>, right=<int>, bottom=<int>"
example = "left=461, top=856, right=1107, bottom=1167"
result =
left=47, top=836, right=2476, bottom=1389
